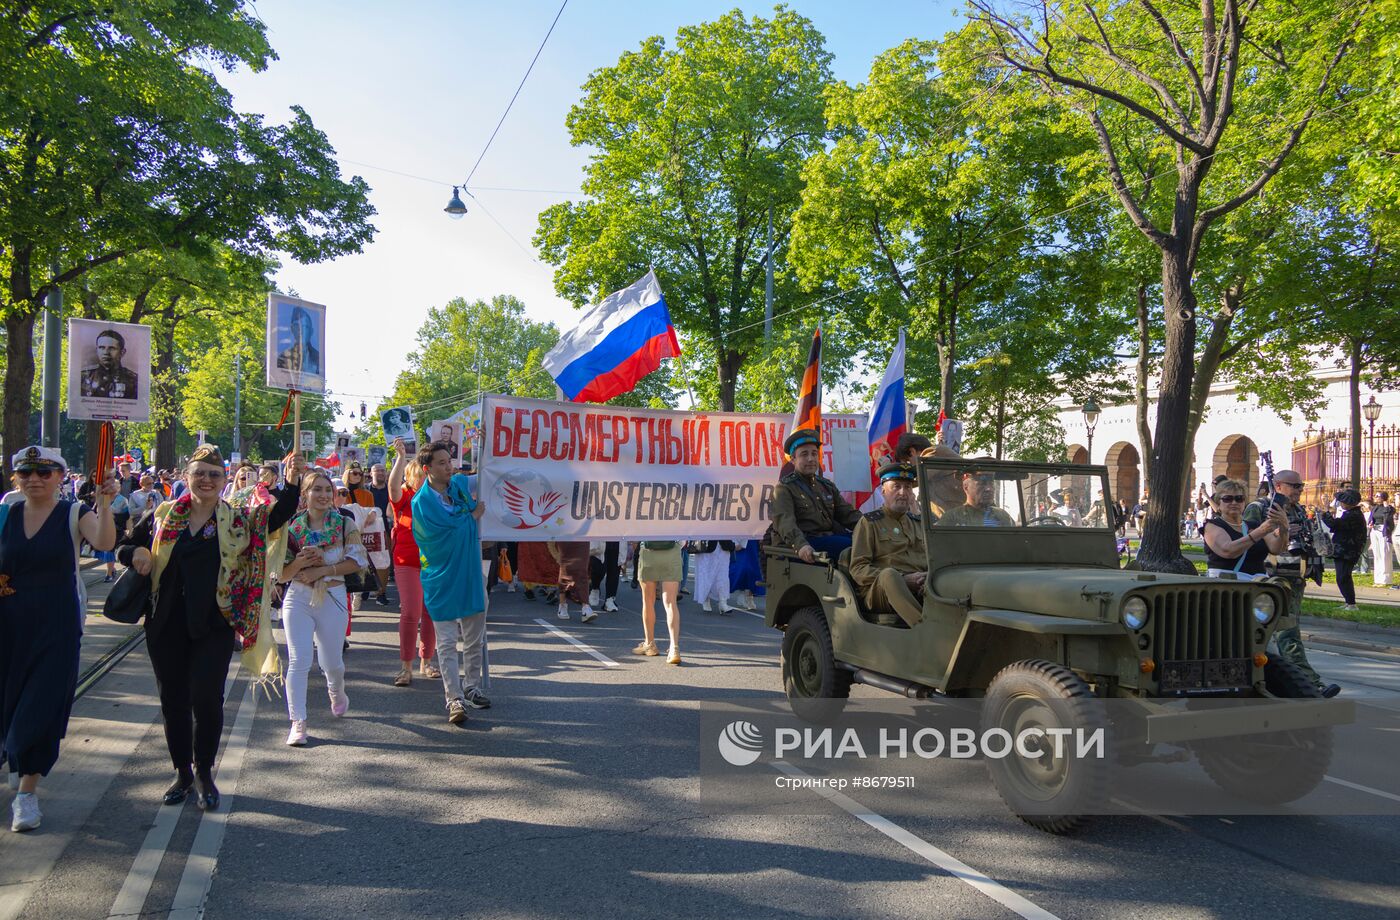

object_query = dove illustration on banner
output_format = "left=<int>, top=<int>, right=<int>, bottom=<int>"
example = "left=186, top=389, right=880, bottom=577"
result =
left=501, top=479, right=567, bottom=529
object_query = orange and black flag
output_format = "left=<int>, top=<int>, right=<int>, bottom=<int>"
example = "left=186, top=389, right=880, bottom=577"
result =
left=790, top=325, right=822, bottom=437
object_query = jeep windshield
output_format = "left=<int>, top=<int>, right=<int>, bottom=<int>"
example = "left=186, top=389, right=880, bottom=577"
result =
left=920, top=458, right=1115, bottom=530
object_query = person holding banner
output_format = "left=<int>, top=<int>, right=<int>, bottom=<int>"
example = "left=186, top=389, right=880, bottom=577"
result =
left=772, top=428, right=862, bottom=563
left=387, top=441, right=437, bottom=687
left=634, top=541, right=683, bottom=664
left=119, top=446, right=305, bottom=811
left=411, top=441, right=489, bottom=724
left=1, top=447, right=117, bottom=832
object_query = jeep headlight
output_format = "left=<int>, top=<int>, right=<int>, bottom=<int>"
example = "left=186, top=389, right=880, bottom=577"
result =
left=1122, top=597, right=1149, bottom=630
left=1252, top=593, right=1276, bottom=625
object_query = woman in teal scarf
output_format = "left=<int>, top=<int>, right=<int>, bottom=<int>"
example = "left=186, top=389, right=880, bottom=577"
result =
left=411, top=441, right=488, bottom=725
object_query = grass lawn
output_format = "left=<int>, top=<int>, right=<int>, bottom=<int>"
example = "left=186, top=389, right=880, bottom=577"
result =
left=1300, top=598, right=1400, bottom=629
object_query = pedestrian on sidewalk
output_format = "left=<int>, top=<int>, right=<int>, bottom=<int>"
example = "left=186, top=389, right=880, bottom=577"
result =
left=387, top=440, right=436, bottom=686
left=412, top=440, right=489, bottom=725
left=1, top=447, right=116, bottom=832
left=1244, top=469, right=1341, bottom=698
left=633, top=541, right=683, bottom=664
left=691, top=539, right=736, bottom=614
left=1369, top=492, right=1395, bottom=587
left=119, top=446, right=304, bottom=811
left=586, top=541, right=621, bottom=612
left=279, top=471, right=366, bottom=746
left=1202, top=478, right=1286, bottom=580
left=1322, top=490, right=1367, bottom=611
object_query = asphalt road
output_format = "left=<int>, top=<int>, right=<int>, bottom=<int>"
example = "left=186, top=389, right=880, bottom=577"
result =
left=3, top=580, right=1399, bottom=920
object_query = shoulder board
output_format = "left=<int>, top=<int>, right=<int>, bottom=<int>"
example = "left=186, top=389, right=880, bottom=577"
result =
left=816, top=476, right=838, bottom=489
left=779, top=473, right=801, bottom=485
left=908, top=513, right=921, bottom=522
left=863, top=510, right=885, bottom=521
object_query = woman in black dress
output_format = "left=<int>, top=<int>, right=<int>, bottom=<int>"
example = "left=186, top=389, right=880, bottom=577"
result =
left=1, top=446, right=116, bottom=833
left=119, top=446, right=304, bottom=811
left=1202, top=477, right=1288, bottom=580
left=1322, top=490, right=1368, bottom=609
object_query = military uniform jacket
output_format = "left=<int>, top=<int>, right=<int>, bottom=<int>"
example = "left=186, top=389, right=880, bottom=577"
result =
left=771, top=472, right=862, bottom=551
left=849, top=508, right=925, bottom=598
left=80, top=365, right=138, bottom=399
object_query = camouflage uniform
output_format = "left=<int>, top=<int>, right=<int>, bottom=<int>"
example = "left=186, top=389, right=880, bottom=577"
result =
left=1245, top=497, right=1324, bottom=689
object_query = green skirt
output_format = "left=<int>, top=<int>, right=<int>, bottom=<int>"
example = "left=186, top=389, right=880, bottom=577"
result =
left=638, top=545, right=682, bottom=584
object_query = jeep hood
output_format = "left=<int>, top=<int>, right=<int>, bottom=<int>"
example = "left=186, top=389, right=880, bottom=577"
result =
left=933, top=566, right=1222, bottom=621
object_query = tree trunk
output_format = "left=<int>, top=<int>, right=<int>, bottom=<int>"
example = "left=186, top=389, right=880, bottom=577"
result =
left=717, top=348, right=740, bottom=412
left=1137, top=248, right=1198, bottom=575
left=153, top=311, right=178, bottom=468
left=936, top=341, right=954, bottom=419
left=3, top=313, right=37, bottom=475
left=1348, top=337, right=1362, bottom=489
left=1180, top=283, right=1242, bottom=498
left=1134, top=282, right=1154, bottom=486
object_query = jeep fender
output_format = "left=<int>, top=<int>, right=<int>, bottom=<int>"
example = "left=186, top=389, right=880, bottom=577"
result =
left=942, top=610, right=1125, bottom=695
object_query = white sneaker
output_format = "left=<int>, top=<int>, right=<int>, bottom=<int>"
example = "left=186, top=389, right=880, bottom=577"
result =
left=604, top=597, right=618, bottom=612
left=719, top=603, right=735, bottom=616
left=588, top=589, right=601, bottom=607
left=701, top=599, right=713, bottom=612
left=743, top=592, right=757, bottom=610
left=1340, top=604, right=1360, bottom=611
left=10, top=793, right=40, bottom=832
left=581, top=605, right=598, bottom=623
left=6, top=772, right=16, bottom=791
left=507, top=582, right=517, bottom=593
left=286, top=720, right=308, bottom=746
left=557, top=604, right=570, bottom=620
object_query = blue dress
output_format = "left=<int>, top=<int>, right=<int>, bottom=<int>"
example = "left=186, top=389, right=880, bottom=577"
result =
left=0, top=501, right=85, bottom=777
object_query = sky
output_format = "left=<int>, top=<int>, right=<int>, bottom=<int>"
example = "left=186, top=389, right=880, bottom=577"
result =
left=219, top=1, right=965, bottom=427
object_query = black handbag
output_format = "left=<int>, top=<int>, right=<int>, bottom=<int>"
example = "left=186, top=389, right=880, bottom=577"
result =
left=103, top=566, right=152, bottom=624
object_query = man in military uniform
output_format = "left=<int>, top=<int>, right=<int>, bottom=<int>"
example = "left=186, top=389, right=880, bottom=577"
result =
left=1244, top=469, right=1341, bottom=697
left=80, top=329, right=139, bottom=400
left=849, top=462, right=926, bottom=626
left=936, top=462, right=1016, bottom=527
left=772, top=428, right=862, bottom=563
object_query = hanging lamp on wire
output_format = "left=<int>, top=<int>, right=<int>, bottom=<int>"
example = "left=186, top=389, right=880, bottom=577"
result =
left=444, top=186, right=468, bottom=220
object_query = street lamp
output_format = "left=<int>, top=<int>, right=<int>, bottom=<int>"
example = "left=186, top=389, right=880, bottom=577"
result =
left=1082, top=397, right=1101, bottom=462
left=444, top=186, right=468, bottom=220
left=1363, top=394, right=1383, bottom=500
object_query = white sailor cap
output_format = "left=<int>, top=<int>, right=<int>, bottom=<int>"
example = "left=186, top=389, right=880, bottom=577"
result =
left=11, top=445, right=67, bottom=471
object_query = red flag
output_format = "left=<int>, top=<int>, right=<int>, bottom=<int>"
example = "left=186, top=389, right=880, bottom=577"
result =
left=790, top=326, right=822, bottom=437
left=315, top=452, right=341, bottom=469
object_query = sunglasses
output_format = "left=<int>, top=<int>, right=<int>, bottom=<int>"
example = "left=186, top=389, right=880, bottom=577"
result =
left=336, top=489, right=350, bottom=496
left=189, top=469, right=225, bottom=480
left=1217, top=495, right=1245, bottom=503
left=16, top=468, right=57, bottom=479
left=1276, top=481, right=1303, bottom=489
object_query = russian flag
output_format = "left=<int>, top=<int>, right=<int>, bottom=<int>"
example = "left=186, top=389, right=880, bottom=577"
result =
left=543, top=270, right=681, bottom=403
left=861, top=329, right=907, bottom=511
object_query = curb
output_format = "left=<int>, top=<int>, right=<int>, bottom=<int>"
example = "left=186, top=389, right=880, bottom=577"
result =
left=1300, top=615, right=1400, bottom=657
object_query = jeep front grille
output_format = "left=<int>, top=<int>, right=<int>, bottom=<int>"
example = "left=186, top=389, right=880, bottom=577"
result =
left=1152, top=589, right=1251, bottom=662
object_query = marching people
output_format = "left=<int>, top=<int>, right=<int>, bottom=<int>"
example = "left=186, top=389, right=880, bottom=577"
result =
left=387, top=440, right=437, bottom=686
left=341, top=477, right=390, bottom=609
left=1243, top=469, right=1341, bottom=698
left=771, top=428, right=862, bottom=563
left=411, top=440, right=490, bottom=724
left=280, top=471, right=366, bottom=746
left=126, top=473, right=161, bottom=523
left=367, top=461, right=394, bottom=574
left=1202, top=478, right=1287, bottom=580
left=634, top=540, right=683, bottom=664
left=1, top=448, right=116, bottom=832
left=690, top=538, right=736, bottom=614
left=553, top=539, right=596, bottom=622
left=1370, top=492, right=1395, bottom=587
left=587, top=541, right=621, bottom=611
left=728, top=539, right=762, bottom=610
left=119, top=446, right=305, bottom=811
left=1321, top=490, right=1368, bottom=611
left=849, top=462, right=926, bottom=627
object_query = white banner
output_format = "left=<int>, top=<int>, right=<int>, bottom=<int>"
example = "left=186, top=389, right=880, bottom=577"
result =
left=478, top=395, right=864, bottom=541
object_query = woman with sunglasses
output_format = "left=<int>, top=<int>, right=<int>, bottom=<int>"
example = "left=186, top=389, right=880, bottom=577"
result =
left=1202, top=478, right=1288, bottom=580
left=119, top=445, right=304, bottom=811
left=1, top=446, right=117, bottom=832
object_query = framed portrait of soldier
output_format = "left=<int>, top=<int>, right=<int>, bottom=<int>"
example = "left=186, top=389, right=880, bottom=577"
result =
left=381, top=406, right=416, bottom=455
left=366, top=445, right=387, bottom=466
left=265, top=293, right=327, bottom=394
left=431, top=419, right=462, bottom=463
left=66, top=319, right=152, bottom=422
left=300, top=430, right=317, bottom=454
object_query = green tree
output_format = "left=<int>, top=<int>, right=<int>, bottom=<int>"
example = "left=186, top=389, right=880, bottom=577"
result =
left=535, top=6, right=832, bottom=410
left=972, top=0, right=1372, bottom=572
left=0, top=1, right=374, bottom=471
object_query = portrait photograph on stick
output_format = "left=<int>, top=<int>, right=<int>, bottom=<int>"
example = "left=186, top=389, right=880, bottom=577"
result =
left=265, top=293, right=327, bottom=393
left=66, top=318, right=152, bottom=422
left=381, top=406, right=416, bottom=455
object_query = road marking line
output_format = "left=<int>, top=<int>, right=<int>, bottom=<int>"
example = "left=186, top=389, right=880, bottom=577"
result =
left=105, top=663, right=243, bottom=920
left=773, top=763, right=1061, bottom=920
left=533, top=618, right=620, bottom=667
left=167, top=675, right=258, bottom=919
left=1323, top=775, right=1400, bottom=803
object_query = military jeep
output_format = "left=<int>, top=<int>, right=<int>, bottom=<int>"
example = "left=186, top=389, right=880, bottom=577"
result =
left=764, top=456, right=1352, bottom=833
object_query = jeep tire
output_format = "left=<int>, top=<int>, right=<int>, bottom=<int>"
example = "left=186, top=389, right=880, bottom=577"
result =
left=982, top=659, right=1110, bottom=834
left=782, top=607, right=852, bottom=723
left=1194, top=656, right=1334, bottom=805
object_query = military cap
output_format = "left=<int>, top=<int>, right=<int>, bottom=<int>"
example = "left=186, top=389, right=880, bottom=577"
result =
left=189, top=443, right=224, bottom=467
left=877, top=461, right=917, bottom=483
left=784, top=427, right=821, bottom=457
left=11, top=445, right=66, bottom=471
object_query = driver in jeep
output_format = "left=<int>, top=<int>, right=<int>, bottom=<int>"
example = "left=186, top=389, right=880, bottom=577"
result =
left=772, top=428, right=863, bottom=563
left=849, top=462, right=926, bottom=626
left=935, top=464, right=1016, bottom=527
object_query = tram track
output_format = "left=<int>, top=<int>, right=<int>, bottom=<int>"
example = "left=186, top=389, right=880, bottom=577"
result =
left=73, top=567, right=145, bottom=701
